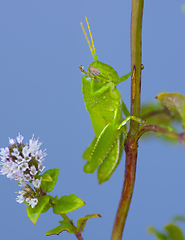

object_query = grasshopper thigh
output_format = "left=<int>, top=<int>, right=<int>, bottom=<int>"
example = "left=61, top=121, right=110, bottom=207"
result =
left=97, top=135, right=123, bottom=184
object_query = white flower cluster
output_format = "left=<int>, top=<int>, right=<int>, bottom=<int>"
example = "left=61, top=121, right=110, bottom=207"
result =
left=0, top=133, right=46, bottom=208
left=16, top=185, right=40, bottom=208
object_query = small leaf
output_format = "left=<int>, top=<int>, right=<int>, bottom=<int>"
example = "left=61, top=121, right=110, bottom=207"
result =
left=46, top=220, right=74, bottom=236
left=148, top=226, right=168, bottom=240
left=156, top=92, right=185, bottom=119
left=53, top=194, right=86, bottom=214
left=27, top=195, right=50, bottom=224
left=183, top=106, right=185, bottom=130
left=51, top=195, right=59, bottom=204
left=77, top=214, right=102, bottom=232
left=40, top=168, right=59, bottom=193
left=141, top=102, right=181, bottom=127
left=141, top=102, right=181, bottom=142
left=172, top=215, right=185, bottom=222
left=182, top=3, right=185, bottom=14
left=164, top=223, right=184, bottom=240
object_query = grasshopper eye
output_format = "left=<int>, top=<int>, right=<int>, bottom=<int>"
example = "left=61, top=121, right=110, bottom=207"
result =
left=89, top=66, right=101, bottom=76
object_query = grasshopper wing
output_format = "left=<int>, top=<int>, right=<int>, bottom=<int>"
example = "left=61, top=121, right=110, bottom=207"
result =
left=97, top=135, right=123, bottom=184
left=83, top=123, right=122, bottom=173
left=83, top=137, right=97, bottom=160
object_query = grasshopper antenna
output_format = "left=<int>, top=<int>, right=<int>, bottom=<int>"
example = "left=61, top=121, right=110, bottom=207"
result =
left=80, top=17, right=99, bottom=62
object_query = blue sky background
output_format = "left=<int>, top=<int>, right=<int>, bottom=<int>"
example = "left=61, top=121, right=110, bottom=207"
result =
left=0, top=1, right=185, bottom=240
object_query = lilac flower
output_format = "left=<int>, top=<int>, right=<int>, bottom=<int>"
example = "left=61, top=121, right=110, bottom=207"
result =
left=0, top=147, right=9, bottom=160
left=0, top=134, right=46, bottom=181
left=32, top=178, right=41, bottom=189
left=11, top=148, right=20, bottom=158
left=16, top=189, right=39, bottom=208
left=30, top=166, right=38, bottom=176
left=27, top=198, right=38, bottom=208
left=16, top=192, right=26, bottom=204
left=16, top=133, right=24, bottom=144
left=24, top=174, right=33, bottom=182
left=9, top=138, right=15, bottom=145
left=0, top=133, right=47, bottom=208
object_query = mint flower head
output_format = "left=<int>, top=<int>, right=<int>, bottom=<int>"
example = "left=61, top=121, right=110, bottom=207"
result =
left=0, top=133, right=47, bottom=208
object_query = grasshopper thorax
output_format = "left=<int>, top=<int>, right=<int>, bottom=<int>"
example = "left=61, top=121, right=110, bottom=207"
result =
left=88, top=61, right=119, bottom=84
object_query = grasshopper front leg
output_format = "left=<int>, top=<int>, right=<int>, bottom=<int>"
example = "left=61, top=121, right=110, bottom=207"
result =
left=91, top=80, right=115, bottom=96
left=117, top=116, right=146, bottom=130
left=119, top=115, right=146, bottom=144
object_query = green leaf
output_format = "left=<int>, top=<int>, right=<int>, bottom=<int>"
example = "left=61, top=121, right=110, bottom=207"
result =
left=156, top=92, right=185, bottom=121
left=77, top=214, right=102, bottom=232
left=42, top=195, right=58, bottom=213
left=182, top=3, right=185, bottom=14
left=40, top=173, right=54, bottom=182
left=141, top=102, right=164, bottom=114
left=172, top=215, right=185, bottom=222
left=148, top=226, right=168, bottom=240
left=157, top=92, right=185, bottom=131
left=27, top=195, right=50, bottom=224
left=141, top=102, right=181, bottom=125
left=45, top=220, right=74, bottom=236
left=140, top=102, right=180, bottom=142
left=164, top=223, right=184, bottom=240
left=41, top=200, right=51, bottom=213
left=53, top=194, right=86, bottom=214
left=183, top=106, right=185, bottom=130
left=51, top=195, right=59, bottom=204
left=40, top=168, right=59, bottom=193
left=141, top=102, right=170, bottom=125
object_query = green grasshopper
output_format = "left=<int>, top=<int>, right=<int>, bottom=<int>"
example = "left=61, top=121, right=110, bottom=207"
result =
left=79, top=17, right=144, bottom=184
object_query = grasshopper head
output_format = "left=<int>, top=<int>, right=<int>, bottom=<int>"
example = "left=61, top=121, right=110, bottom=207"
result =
left=88, top=61, right=119, bottom=84
left=80, top=17, right=119, bottom=84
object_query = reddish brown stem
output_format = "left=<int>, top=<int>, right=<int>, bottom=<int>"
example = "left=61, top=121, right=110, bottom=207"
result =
left=135, top=124, right=185, bottom=144
left=61, top=214, right=84, bottom=240
left=111, top=140, right=137, bottom=239
left=111, top=1, right=144, bottom=239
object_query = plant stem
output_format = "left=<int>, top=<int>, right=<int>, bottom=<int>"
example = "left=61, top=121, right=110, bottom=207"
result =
left=111, top=1, right=144, bottom=239
left=111, top=142, right=138, bottom=240
left=61, top=213, right=84, bottom=240
left=135, top=124, right=185, bottom=143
